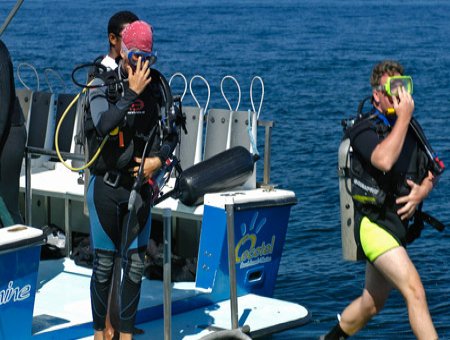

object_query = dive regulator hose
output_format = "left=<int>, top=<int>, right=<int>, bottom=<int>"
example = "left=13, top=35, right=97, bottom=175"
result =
left=54, top=79, right=109, bottom=171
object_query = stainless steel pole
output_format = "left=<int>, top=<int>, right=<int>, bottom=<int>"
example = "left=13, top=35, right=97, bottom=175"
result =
left=0, top=0, right=25, bottom=36
left=163, top=208, right=172, bottom=340
left=225, top=201, right=239, bottom=330
left=258, top=120, right=274, bottom=186
left=25, top=150, right=32, bottom=225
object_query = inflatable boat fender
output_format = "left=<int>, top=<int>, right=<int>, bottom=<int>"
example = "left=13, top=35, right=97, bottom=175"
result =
left=178, top=146, right=257, bottom=206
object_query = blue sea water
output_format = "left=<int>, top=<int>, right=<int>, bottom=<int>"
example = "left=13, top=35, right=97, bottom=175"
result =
left=2, top=0, right=450, bottom=338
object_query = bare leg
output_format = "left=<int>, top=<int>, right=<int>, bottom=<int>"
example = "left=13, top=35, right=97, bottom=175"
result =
left=339, top=260, right=392, bottom=335
left=94, top=330, right=105, bottom=340
left=104, top=313, right=115, bottom=340
left=119, top=332, right=132, bottom=340
left=373, top=247, right=437, bottom=340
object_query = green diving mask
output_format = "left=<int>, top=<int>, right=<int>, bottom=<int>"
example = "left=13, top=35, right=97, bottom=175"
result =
left=382, top=76, right=413, bottom=97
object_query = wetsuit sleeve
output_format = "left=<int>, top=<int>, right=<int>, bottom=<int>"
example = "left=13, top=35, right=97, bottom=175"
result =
left=349, top=119, right=380, bottom=163
left=88, top=78, right=138, bottom=137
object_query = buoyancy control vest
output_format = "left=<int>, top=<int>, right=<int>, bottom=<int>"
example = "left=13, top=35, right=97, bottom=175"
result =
left=338, top=98, right=445, bottom=261
left=82, top=65, right=180, bottom=176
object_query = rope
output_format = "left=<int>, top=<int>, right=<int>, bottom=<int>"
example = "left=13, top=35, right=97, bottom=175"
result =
left=250, top=76, right=264, bottom=120
left=220, top=75, right=241, bottom=112
left=44, top=68, right=67, bottom=93
left=17, top=62, right=40, bottom=91
left=169, top=72, right=187, bottom=102
left=190, top=74, right=210, bottom=113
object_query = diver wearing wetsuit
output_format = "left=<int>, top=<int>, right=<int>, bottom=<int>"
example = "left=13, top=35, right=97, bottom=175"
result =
left=0, top=40, right=27, bottom=226
left=86, top=21, right=177, bottom=338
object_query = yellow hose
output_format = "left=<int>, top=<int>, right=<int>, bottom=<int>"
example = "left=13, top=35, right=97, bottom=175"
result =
left=54, top=82, right=109, bottom=171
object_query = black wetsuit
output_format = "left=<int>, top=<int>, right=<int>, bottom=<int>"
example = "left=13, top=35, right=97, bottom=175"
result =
left=0, top=40, right=27, bottom=226
left=86, top=65, right=177, bottom=333
left=348, top=108, right=430, bottom=246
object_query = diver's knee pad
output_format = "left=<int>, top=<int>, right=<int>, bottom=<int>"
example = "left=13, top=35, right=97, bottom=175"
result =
left=123, top=251, right=145, bottom=284
left=92, top=250, right=115, bottom=283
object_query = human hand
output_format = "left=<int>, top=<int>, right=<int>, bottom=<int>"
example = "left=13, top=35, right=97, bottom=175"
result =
left=127, top=57, right=151, bottom=95
left=130, top=156, right=162, bottom=180
left=391, top=86, right=414, bottom=123
left=396, top=172, right=433, bottom=220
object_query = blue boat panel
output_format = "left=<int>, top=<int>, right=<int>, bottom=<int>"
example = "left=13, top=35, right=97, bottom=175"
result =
left=0, top=245, right=41, bottom=339
left=195, top=205, right=227, bottom=291
left=196, top=192, right=295, bottom=300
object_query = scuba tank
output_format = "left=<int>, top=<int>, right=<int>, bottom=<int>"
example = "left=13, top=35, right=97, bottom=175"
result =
left=338, top=137, right=361, bottom=261
left=338, top=97, right=373, bottom=261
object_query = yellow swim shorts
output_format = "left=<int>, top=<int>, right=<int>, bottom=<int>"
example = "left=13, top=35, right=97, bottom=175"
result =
left=360, top=216, right=400, bottom=262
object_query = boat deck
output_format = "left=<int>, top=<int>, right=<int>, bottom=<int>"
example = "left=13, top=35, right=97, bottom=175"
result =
left=32, top=258, right=310, bottom=339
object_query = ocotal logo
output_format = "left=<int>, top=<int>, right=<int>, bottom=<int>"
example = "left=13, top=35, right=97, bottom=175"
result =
left=235, top=212, right=276, bottom=269
left=0, top=281, right=31, bottom=305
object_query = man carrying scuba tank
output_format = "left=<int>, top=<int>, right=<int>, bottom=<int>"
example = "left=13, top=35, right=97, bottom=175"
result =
left=85, top=20, right=178, bottom=340
left=323, top=60, right=443, bottom=340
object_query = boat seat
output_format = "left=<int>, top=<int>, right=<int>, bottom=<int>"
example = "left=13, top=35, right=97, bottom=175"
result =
left=230, top=110, right=257, bottom=189
left=52, top=93, right=78, bottom=157
left=176, top=106, right=204, bottom=171
left=204, top=109, right=256, bottom=157
left=16, top=88, right=33, bottom=123
left=203, top=108, right=231, bottom=160
left=26, top=91, right=57, bottom=163
left=229, top=110, right=256, bottom=150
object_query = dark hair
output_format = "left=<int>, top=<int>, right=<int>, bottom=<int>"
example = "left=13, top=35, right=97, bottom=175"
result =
left=107, top=11, right=139, bottom=36
left=370, top=60, right=404, bottom=88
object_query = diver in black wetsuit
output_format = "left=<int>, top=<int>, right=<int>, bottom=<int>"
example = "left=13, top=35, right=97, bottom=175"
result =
left=0, top=40, right=27, bottom=226
left=85, top=21, right=177, bottom=340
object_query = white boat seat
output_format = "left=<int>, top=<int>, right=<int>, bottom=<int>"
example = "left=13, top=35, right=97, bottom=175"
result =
left=16, top=88, right=33, bottom=123
left=229, top=110, right=255, bottom=150
left=203, top=108, right=231, bottom=160
left=230, top=110, right=257, bottom=189
left=176, top=106, right=204, bottom=171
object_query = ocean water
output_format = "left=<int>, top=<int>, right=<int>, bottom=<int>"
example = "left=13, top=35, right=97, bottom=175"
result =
left=2, top=0, right=450, bottom=338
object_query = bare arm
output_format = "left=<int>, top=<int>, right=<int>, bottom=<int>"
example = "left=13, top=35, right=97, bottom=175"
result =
left=371, top=86, right=414, bottom=172
left=396, top=171, right=434, bottom=220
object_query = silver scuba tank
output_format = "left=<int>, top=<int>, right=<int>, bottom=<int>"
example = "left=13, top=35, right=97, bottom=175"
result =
left=338, top=137, right=361, bottom=261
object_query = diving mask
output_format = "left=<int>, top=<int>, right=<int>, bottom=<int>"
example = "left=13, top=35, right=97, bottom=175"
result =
left=382, top=76, right=413, bottom=97
left=127, top=50, right=157, bottom=67
left=122, top=42, right=157, bottom=68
